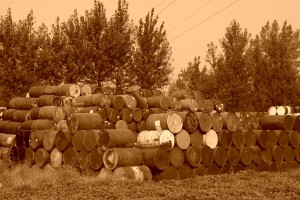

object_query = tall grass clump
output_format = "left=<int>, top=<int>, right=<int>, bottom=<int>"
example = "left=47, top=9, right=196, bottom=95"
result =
left=0, top=163, right=81, bottom=189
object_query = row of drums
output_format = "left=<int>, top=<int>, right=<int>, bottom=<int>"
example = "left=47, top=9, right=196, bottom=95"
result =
left=5, top=95, right=223, bottom=121
left=27, top=84, right=165, bottom=98
left=7, top=95, right=224, bottom=114
left=268, top=105, right=298, bottom=116
left=0, top=109, right=238, bottom=147
left=23, top=83, right=226, bottom=113
left=3, top=116, right=300, bottom=180
left=20, top=127, right=300, bottom=181
left=27, top=83, right=216, bottom=101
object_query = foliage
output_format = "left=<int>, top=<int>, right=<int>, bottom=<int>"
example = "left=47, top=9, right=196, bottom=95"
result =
left=0, top=9, right=39, bottom=101
left=131, top=8, right=173, bottom=89
left=248, top=20, right=300, bottom=111
left=36, top=19, right=65, bottom=85
left=81, top=0, right=108, bottom=85
left=175, top=56, right=202, bottom=90
left=2, top=1, right=300, bottom=111
left=173, top=56, right=215, bottom=99
left=211, top=20, right=253, bottom=112
left=0, top=0, right=174, bottom=102
left=174, top=19, right=300, bottom=112
left=171, top=20, right=253, bottom=110
left=101, top=0, right=135, bottom=88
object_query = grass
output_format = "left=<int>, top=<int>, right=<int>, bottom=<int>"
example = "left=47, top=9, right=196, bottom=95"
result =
left=1, top=163, right=300, bottom=199
left=0, top=163, right=81, bottom=188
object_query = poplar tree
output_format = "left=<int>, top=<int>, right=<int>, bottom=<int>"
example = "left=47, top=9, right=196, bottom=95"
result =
left=173, top=56, right=214, bottom=99
left=102, top=0, right=134, bottom=88
left=131, top=8, right=172, bottom=89
left=206, top=20, right=253, bottom=111
left=81, top=0, right=107, bottom=85
left=249, top=20, right=300, bottom=110
left=0, top=9, right=39, bottom=100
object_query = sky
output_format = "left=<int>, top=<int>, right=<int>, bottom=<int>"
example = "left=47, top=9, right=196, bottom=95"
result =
left=1, top=0, right=300, bottom=79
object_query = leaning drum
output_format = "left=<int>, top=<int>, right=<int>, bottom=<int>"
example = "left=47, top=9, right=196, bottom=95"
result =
left=103, top=148, right=142, bottom=170
left=114, top=165, right=152, bottom=182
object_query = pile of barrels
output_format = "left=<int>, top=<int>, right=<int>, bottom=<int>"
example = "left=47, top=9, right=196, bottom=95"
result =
left=0, top=131, right=18, bottom=167
left=235, top=111, right=267, bottom=130
left=1, top=83, right=300, bottom=181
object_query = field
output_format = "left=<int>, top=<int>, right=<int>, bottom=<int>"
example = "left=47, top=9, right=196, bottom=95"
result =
left=1, top=164, right=300, bottom=200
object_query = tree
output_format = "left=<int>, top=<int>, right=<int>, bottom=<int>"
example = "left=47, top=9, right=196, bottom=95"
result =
left=81, top=0, right=107, bottom=85
left=34, top=22, right=63, bottom=85
left=249, top=20, right=300, bottom=111
left=47, top=17, right=68, bottom=84
left=173, top=56, right=214, bottom=99
left=59, top=9, right=91, bottom=83
left=131, top=8, right=173, bottom=89
left=101, top=0, right=134, bottom=88
left=45, top=1, right=108, bottom=85
left=206, top=20, right=253, bottom=111
left=0, top=9, right=40, bottom=101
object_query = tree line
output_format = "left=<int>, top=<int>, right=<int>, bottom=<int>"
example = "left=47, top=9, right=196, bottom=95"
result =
left=0, top=0, right=172, bottom=103
left=172, top=20, right=300, bottom=112
left=1, top=0, right=300, bottom=112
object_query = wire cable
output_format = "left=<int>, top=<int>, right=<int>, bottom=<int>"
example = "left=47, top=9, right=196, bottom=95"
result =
left=168, top=0, right=214, bottom=33
left=154, top=0, right=167, bottom=9
left=157, top=0, right=176, bottom=15
left=170, top=0, right=241, bottom=41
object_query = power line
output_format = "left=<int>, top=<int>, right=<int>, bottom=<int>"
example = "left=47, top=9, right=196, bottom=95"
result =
left=154, top=0, right=167, bottom=9
left=157, top=0, right=176, bottom=15
left=169, top=0, right=214, bottom=33
left=170, top=0, right=241, bottom=42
